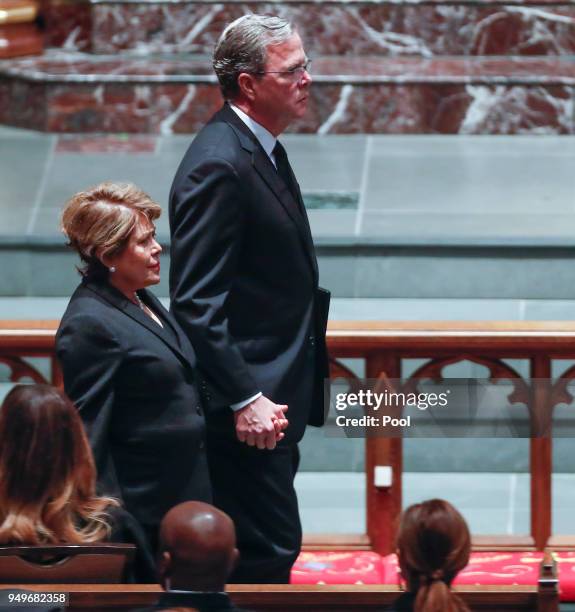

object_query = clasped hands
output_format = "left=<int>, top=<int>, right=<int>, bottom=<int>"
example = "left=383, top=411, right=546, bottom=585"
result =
left=234, top=395, right=288, bottom=450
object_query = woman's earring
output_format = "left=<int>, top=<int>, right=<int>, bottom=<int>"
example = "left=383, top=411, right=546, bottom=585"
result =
left=109, top=266, right=116, bottom=273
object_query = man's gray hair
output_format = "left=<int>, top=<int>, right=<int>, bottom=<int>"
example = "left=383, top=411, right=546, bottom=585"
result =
left=213, top=14, right=294, bottom=100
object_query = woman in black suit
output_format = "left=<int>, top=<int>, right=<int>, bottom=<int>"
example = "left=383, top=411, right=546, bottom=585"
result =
left=56, top=182, right=211, bottom=554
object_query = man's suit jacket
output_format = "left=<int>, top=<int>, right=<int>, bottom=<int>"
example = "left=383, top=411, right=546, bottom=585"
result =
left=169, top=103, right=330, bottom=445
left=56, top=279, right=211, bottom=528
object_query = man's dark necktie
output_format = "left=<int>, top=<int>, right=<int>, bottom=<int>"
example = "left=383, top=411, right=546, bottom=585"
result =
left=273, top=141, right=305, bottom=216
left=272, top=140, right=316, bottom=272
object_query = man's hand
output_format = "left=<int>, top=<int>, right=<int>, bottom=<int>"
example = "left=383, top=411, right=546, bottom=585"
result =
left=234, top=395, right=288, bottom=450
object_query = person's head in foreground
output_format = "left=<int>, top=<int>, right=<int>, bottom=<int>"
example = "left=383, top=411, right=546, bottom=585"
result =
left=0, top=384, right=116, bottom=544
left=61, top=182, right=162, bottom=301
left=158, top=501, right=239, bottom=592
left=213, top=14, right=311, bottom=137
left=396, top=498, right=471, bottom=612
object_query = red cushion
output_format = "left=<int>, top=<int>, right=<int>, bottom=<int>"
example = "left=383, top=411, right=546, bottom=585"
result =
left=293, top=550, right=575, bottom=601
left=291, top=551, right=385, bottom=584
left=383, top=552, right=543, bottom=586
left=553, top=552, right=575, bottom=601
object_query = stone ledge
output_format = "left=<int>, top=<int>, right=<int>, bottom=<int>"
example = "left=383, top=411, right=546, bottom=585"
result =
left=6, top=235, right=575, bottom=247
left=1, top=53, right=573, bottom=132
left=2, top=244, right=575, bottom=297
left=2, top=52, right=575, bottom=84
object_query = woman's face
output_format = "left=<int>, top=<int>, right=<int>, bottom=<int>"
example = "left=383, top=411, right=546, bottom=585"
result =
left=106, top=215, right=162, bottom=295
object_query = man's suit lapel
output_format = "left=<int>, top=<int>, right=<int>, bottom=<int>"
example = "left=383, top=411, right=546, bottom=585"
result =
left=85, top=281, right=196, bottom=372
left=215, top=104, right=318, bottom=283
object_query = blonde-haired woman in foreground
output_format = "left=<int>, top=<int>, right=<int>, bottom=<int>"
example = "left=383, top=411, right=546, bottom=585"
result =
left=0, top=384, right=116, bottom=545
left=0, top=384, right=155, bottom=581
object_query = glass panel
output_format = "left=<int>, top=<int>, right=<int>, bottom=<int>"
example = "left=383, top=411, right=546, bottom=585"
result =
left=403, top=358, right=530, bottom=535
left=298, top=357, right=366, bottom=535
left=552, top=359, right=575, bottom=535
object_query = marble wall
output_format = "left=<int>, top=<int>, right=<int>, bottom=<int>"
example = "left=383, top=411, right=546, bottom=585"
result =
left=1, top=75, right=573, bottom=133
left=2, top=0, right=573, bottom=133
left=43, top=1, right=575, bottom=56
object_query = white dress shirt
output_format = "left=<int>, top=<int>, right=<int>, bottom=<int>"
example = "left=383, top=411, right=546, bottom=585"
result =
left=230, top=104, right=278, bottom=169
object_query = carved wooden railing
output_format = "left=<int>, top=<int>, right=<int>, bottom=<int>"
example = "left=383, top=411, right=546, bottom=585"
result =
left=328, top=321, right=575, bottom=555
left=3, top=320, right=575, bottom=555
left=0, top=321, right=61, bottom=386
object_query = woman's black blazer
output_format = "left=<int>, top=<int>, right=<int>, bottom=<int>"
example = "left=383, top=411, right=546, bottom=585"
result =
left=56, top=279, right=211, bottom=529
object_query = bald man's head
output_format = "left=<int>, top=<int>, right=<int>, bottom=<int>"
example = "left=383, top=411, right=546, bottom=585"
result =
left=158, top=502, right=239, bottom=592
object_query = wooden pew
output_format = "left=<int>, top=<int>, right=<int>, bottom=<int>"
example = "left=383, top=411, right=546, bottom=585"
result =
left=0, top=539, right=559, bottom=611
left=1, top=565, right=558, bottom=612
left=229, top=584, right=554, bottom=611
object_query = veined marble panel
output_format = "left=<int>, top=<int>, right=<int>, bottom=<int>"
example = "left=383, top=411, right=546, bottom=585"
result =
left=0, top=80, right=9, bottom=125
left=1, top=53, right=573, bottom=133
left=43, top=2, right=93, bottom=51
left=0, top=79, right=47, bottom=130
left=84, top=3, right=575, bottom=55
left=297, top=82, right=574, bottom=133
left=0, top=80, right=571, bottom=133
left=40, top=83, right=222, bottom=132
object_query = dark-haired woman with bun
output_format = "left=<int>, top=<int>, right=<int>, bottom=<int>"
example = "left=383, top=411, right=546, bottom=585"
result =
left=389, top=498, right=471, bottom=612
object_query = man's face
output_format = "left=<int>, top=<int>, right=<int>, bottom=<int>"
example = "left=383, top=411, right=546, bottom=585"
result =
left=250, top=33, right=311, bottom=136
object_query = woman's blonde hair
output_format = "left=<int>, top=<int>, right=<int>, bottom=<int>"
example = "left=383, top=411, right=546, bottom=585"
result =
left=0, top=384, right=118, bottom=544
left=61, top=182, right=161, bottom=280
left=396, top=499, right=471, bottom=612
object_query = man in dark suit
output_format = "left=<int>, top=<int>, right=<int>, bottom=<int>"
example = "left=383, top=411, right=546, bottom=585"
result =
left=169, top=14, right=330, bottom=583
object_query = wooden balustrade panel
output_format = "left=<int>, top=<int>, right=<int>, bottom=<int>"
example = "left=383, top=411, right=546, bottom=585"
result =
left=3, top=320, right=575, bottom=554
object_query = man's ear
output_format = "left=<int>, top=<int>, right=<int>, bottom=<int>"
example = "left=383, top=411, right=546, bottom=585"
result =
left=158, top=551, right=172, bottom=587
left=237, top=72, right=258, bottom=102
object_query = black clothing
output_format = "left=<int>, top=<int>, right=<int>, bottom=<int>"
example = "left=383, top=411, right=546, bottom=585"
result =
left=56, top=280, right=212, bottom=554
left=387, top=592, right=415, bottom=611
left=169, top=103, right=330, bottom=440
left=206, top=437, right=302, bottom=583
left=107, top=505, right=156, bottom=583
left=169, top=104, right=330, bottom=582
